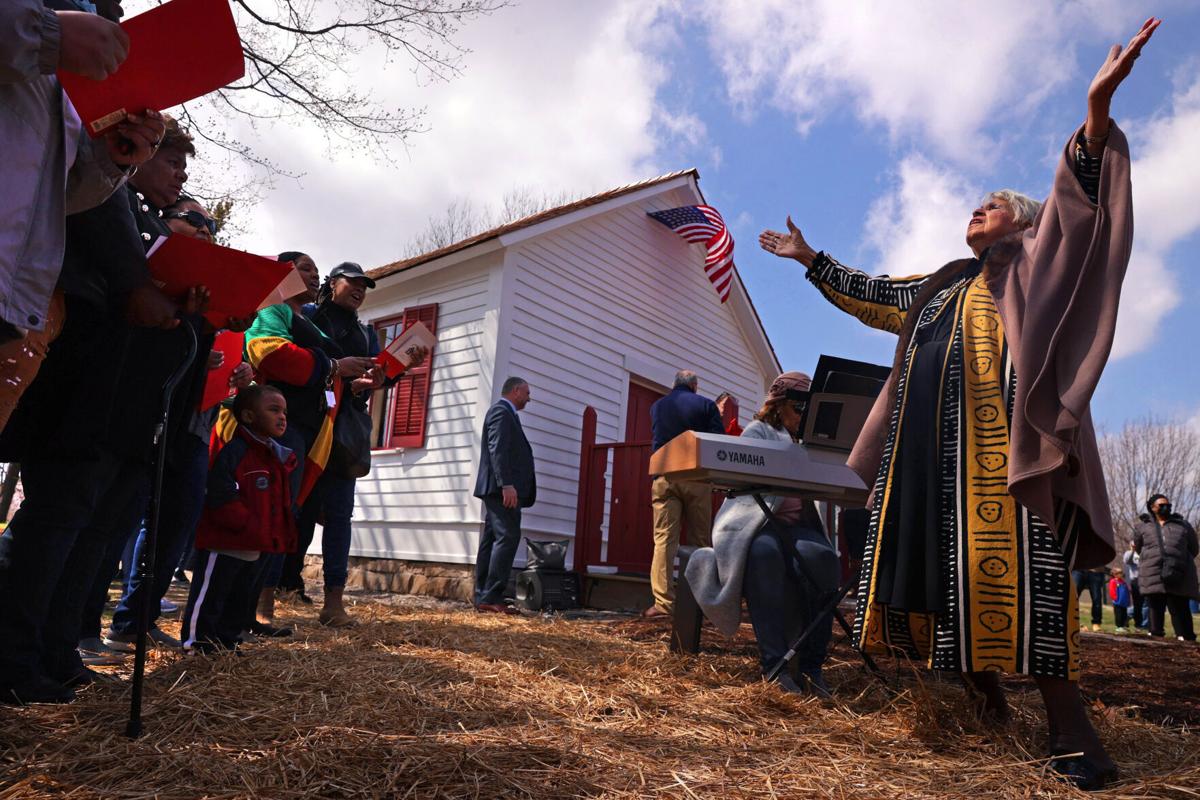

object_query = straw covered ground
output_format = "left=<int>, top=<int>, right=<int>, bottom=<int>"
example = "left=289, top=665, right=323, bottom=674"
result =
left=1, top=593, right=1197, bottom=799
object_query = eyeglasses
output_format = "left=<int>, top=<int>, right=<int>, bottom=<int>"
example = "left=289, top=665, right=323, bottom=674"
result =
left=167, top=210, right=217, bottom=235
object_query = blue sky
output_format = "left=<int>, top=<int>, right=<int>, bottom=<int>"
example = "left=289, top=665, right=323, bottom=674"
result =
left=193, top=0, right=1199, bottom=432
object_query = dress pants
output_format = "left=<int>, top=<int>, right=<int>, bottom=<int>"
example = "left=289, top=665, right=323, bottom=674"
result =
left=473, top=496, right=522, bottom=605
left=0, top=452, right=147, bottom=686
left=1072, top=569, right=1106, bottom=626
left=182, top=551, right=261, bottom=649
left=742, top=524, right=838, bottom=674
left=650, top=476, right=713, bottom=613
left=1145, top=593, right=1197, bottom=641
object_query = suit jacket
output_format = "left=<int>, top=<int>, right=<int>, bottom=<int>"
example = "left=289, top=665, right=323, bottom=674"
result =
left=650, top=386, right=724, bottom=452
left=473, top=399, right=536, bottom=507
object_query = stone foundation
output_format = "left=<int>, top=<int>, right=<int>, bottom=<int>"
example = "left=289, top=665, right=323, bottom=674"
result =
left=301, top=555, right=474, bottom=603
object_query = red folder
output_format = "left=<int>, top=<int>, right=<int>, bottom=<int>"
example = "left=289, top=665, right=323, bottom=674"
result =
left=199, top=331, right=245, bottom=411
left=59, top=0, right=245, bottom=137
left=146, top=235, right=294, bottom=328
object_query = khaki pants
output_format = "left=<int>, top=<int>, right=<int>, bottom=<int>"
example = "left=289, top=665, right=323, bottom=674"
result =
left=0, top=291, right=65, bottom=434
left=650, top=475, right=713, bottom=612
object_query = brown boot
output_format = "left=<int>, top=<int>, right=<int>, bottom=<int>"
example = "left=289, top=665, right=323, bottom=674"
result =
left=255, top=587, right=276, bottom=626
left=319, top=586, right=356, bottom=628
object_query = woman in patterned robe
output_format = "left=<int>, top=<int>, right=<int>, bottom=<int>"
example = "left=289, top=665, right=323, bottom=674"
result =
left=758, top=19, right=1159, bottom=790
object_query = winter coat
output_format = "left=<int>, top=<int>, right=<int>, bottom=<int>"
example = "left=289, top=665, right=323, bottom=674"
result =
left=0, top=0, right=128, bottom=332
left=1132, top=513, right=1199, bottom=600
left=195, top=427, right=297, bottom=554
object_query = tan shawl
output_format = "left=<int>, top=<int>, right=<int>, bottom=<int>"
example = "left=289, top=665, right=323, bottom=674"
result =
left=848, top=124, right=1134, bottom=569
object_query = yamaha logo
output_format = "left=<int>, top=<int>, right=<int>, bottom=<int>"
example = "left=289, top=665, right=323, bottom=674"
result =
left=715, top=449, right=766, bottom=467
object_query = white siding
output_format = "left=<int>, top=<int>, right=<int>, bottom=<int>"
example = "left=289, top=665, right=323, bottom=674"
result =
left=349, top=257, right=497, bottom=564
left=502, top=186, right=773, bottom=547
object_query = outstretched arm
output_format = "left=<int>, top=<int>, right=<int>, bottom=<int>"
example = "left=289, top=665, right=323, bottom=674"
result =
left=1083, top=17, right=1160, bottom=159
left=759, top=217, right=927, bottom=334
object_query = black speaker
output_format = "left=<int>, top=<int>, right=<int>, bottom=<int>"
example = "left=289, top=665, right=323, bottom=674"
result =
left=515, top=569, right=580, bottom=611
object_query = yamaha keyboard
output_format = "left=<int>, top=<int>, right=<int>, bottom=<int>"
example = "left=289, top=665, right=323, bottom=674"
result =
left=648, top=431, right=869, bottom=506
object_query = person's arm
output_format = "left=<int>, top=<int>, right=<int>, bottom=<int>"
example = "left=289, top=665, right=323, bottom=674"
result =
left=203, top=442, right=255, bottom=532
left=1082, top=18, right=1160, bottom=160
left=704, top=400, right=724, bottom=435
left=758, top=218, right=926, bottom=334
left=244, top=305, right=332, bottom=388
left=1186, top=522, right=1198, bottom=559
left=486, top=407, right=515, bottom=488
left=0, top=2, right=60, bottom=84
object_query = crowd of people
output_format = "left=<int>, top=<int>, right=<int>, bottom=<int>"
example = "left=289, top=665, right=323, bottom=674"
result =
left=0, top=2, right=1187, bottom=793
left=0, top=0, right=436, bottom=704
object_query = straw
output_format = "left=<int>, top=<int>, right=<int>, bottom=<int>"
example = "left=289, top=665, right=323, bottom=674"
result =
left=1, top=595, right=1196, bottom=799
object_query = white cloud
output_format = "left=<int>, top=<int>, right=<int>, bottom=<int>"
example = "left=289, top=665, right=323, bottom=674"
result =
left=1113, top=67, right=1200, bottom=357
left=697, top=0, right=1155, bottom=164
left=184, top=0, right=706, bottom=273
left=862, top=156, right=979, bottom=276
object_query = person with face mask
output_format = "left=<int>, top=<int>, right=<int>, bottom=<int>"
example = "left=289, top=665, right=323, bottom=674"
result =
left=1133, top=495, right=1198, bottom=641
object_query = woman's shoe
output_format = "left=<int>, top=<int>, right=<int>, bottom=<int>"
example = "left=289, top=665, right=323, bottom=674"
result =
left=1048, top=754, right=1119, bottom=791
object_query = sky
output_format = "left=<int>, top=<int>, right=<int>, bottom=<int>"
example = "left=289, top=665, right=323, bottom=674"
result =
left=162, top=0, right=1199, bottom=433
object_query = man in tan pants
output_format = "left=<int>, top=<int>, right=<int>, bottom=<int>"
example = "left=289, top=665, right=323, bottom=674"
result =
left=645, top=370, right=725, bottom=618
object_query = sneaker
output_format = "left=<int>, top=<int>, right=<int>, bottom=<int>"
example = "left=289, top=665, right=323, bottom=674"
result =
left=78, top=637, right=127, bottom=666
left=1, top=675, right=75, bottom=706
left=1113, top=627, right=1128, bottom=635
left=159, top=597, right=180, bottom=614
left=278, top=588, right=314, bottom=605
left=1091, top=624, right=1103, bottom=632
left=238, top=629, right=259, bottom=644
left=103, top=626, right=182, bottom=652
left=172, top=569, right=189, bottom=585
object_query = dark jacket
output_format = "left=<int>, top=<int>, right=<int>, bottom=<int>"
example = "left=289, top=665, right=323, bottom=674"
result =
left=195, top=427, right=297, bottom=553
left=106, top=187, right=215, bottom=464
left=473, top=399, right=536, bottom=506
left=0, top=187, right=149, bottom=462
left=650, top=386, right=724, bottom=452
left=305, top=300, right=381, bottom=414
left=1133, top=513, right=1200, bottom=599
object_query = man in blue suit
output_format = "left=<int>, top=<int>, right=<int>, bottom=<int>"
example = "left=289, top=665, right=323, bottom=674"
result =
left=472, top=377, right=536, bottom=613
left=646, top=370, right=725, bottom=618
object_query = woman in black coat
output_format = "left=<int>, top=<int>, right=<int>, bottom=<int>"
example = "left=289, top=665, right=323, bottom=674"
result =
left=1132, top=494, right=1199, bottom=641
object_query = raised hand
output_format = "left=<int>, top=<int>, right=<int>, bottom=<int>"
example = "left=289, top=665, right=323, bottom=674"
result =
left=1089, top=18, right=1161, bottom=106
left=1084, top=18, right=1161, bottom=154
left=758, top=216, right=817, bottom=268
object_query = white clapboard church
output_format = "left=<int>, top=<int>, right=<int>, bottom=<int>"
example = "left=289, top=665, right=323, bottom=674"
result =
left=336, top=169, right=781, bottom=600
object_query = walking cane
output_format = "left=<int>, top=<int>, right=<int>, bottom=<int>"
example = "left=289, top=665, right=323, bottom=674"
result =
left=126, top=322, right=198, bottom=739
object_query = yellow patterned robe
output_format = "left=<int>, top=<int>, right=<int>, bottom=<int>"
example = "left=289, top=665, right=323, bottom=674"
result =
left=809, top=255, right=1081, bottom=679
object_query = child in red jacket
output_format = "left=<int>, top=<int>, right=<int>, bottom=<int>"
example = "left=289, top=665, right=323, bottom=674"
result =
left=182, top=384, right=296, bottom=652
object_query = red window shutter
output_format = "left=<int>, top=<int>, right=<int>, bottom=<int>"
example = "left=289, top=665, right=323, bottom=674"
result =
left=387, top=303, right=438, bottom=448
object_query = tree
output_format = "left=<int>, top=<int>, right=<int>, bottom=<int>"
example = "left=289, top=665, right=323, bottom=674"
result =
left=1097, top=415, right=1200, bottom=557
left=402, top=187, right=576, bottom=257
left=147, top=0, right=507, bottom=174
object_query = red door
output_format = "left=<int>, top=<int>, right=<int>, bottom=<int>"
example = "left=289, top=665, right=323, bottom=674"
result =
left=605, top=383, right=663, bottom=571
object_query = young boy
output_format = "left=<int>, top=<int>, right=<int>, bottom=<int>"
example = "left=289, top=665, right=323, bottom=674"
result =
left=1109, top=568, right=1131, bottom=634
left=181, top=384, right=295, bottom=652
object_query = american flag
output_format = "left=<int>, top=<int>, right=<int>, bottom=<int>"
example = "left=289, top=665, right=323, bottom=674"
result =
left=647, top=205, right=735, bottom=303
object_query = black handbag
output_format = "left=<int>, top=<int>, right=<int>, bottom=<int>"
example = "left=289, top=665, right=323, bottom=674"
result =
left=327, top=401, right=372, bottom=479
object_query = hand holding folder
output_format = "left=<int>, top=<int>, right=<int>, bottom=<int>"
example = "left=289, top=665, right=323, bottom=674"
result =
left=199, top=331, right=245, bottom=411
left=59, top=0, right=245, bottom=137
left=376, top=322, right=436, bottom=379
left=147, top=235, right=296, bottom=329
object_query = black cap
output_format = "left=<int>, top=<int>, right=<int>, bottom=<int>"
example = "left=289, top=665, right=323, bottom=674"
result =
left=328, top=261, right=377, bottom=289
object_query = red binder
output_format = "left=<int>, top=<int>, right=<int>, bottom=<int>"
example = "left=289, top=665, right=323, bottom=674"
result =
left=146, top=235, right=294, bottom=328
left=59, top=0, right=245, bottom=137
left=199, top=331, right=245, bottom=411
